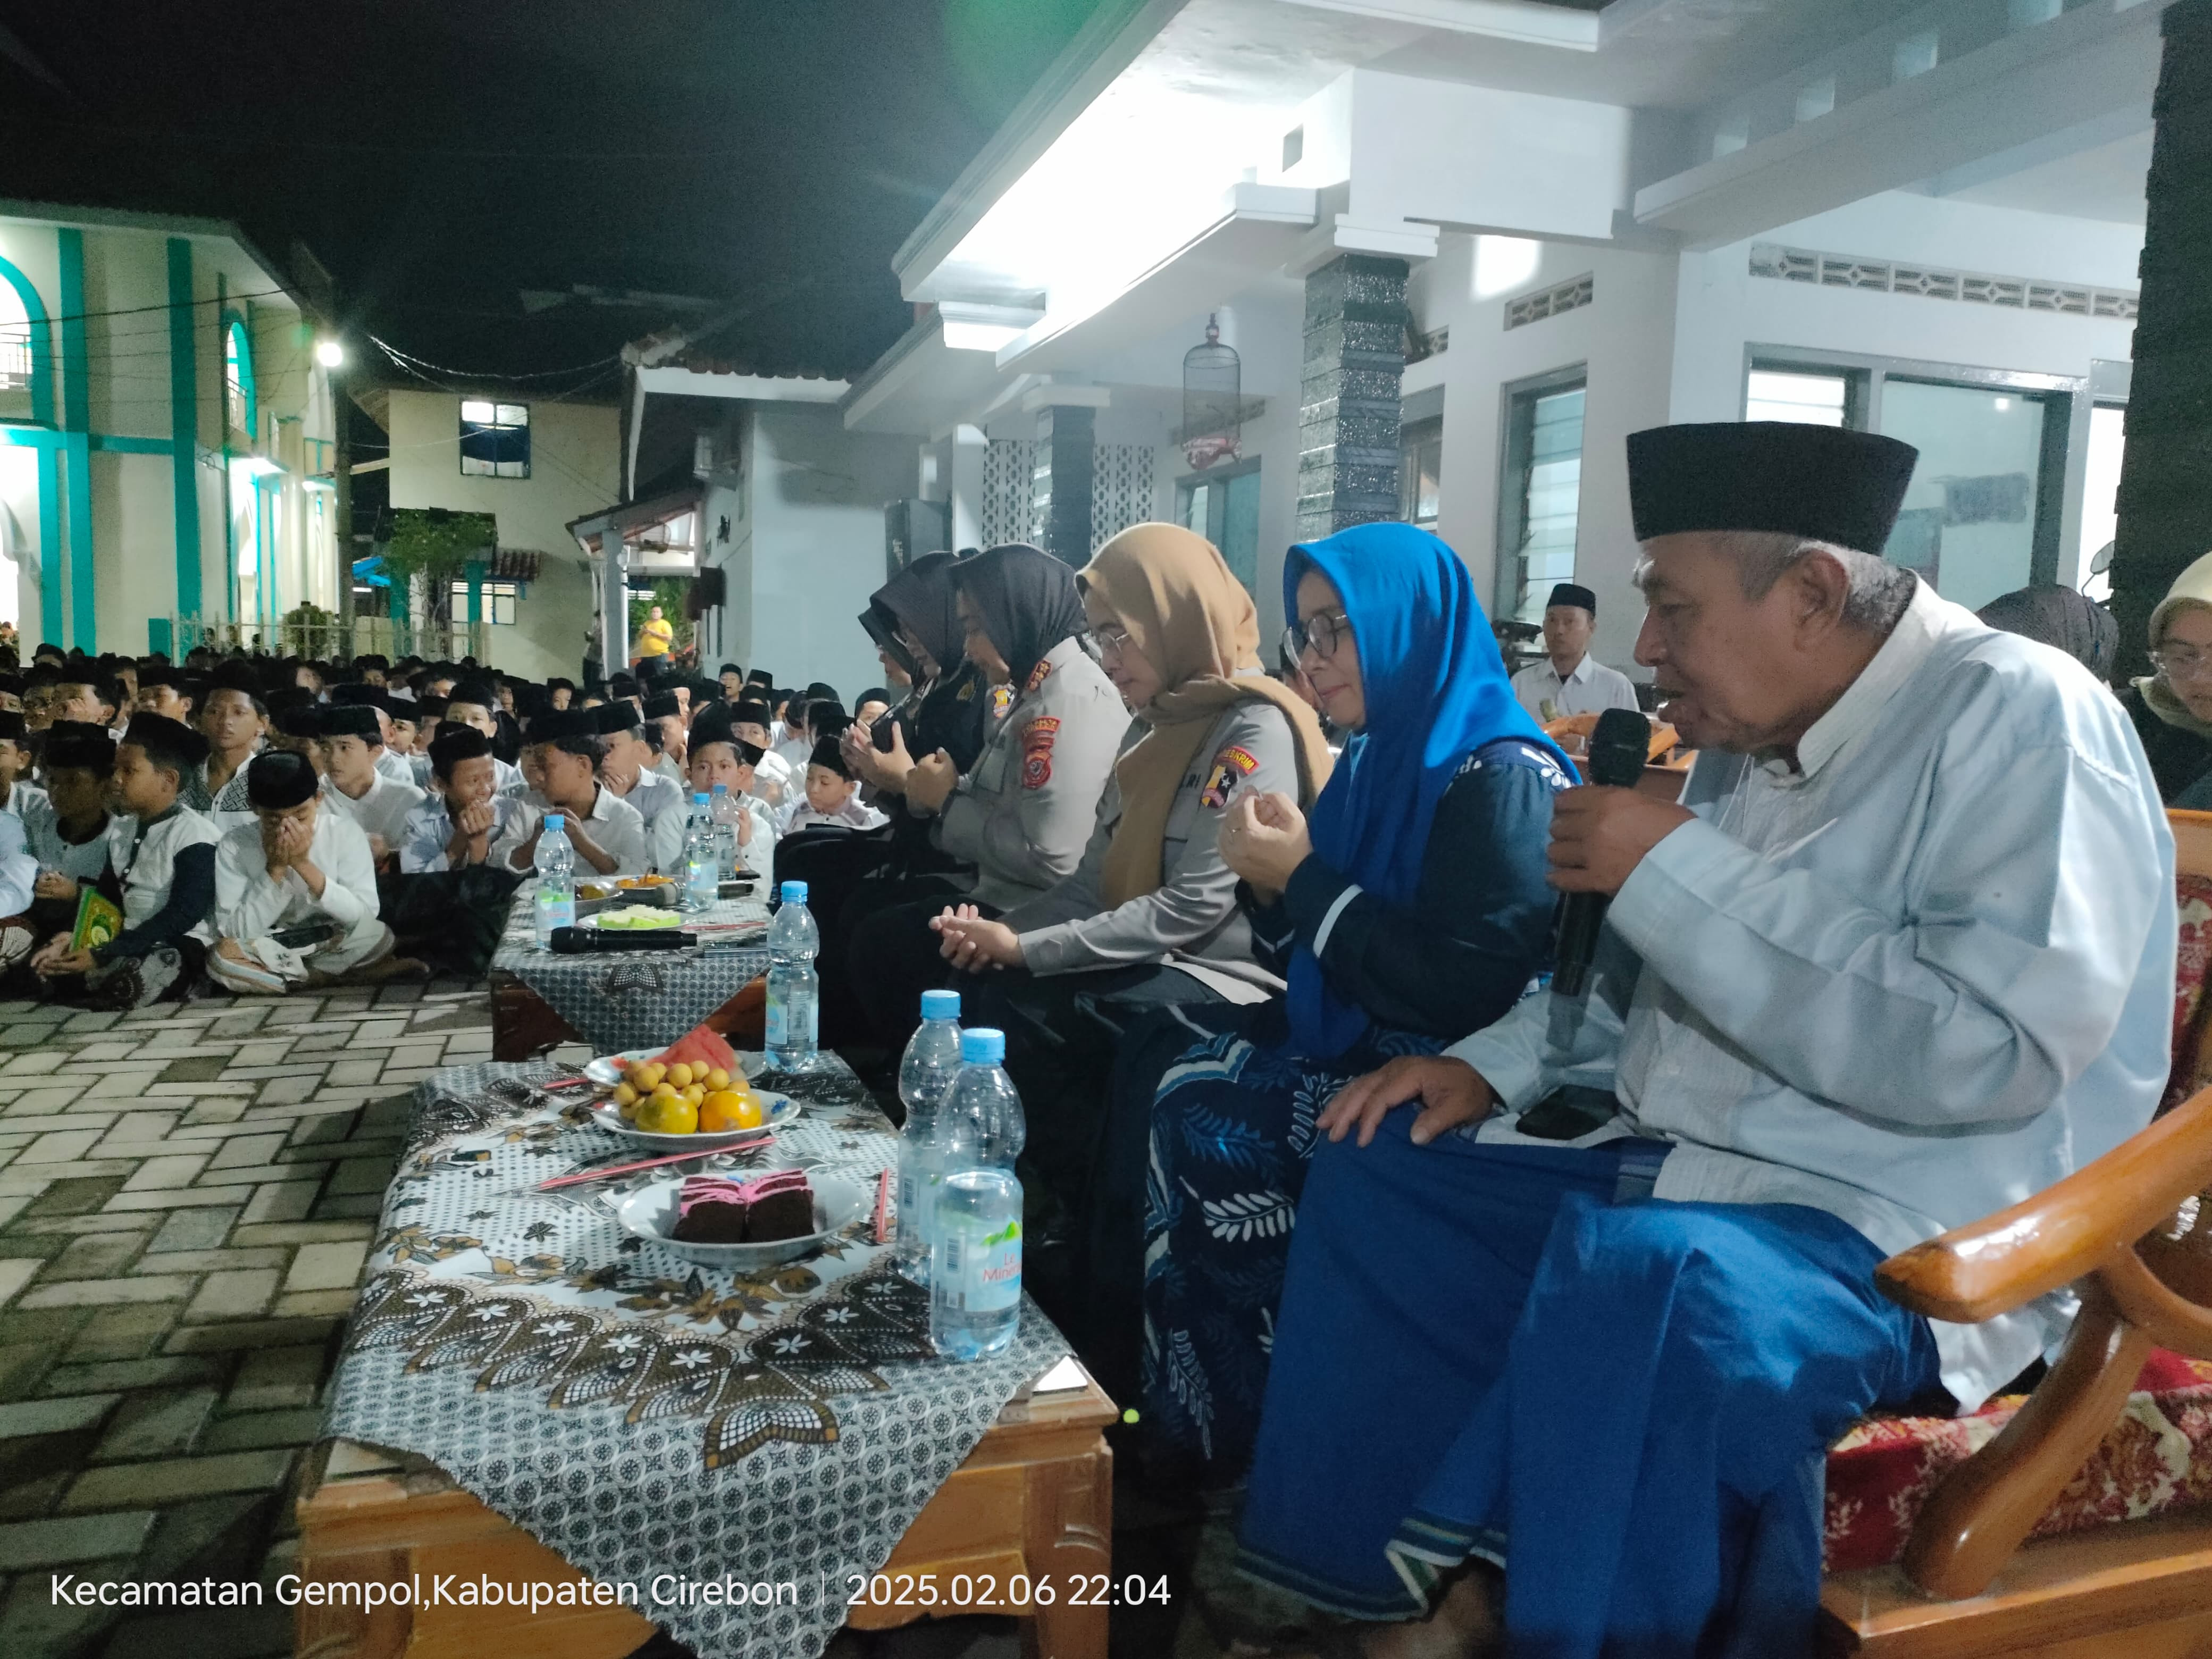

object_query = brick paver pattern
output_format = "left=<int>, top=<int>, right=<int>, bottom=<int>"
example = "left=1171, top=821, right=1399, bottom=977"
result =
left=0, top=978, right=492, bottom=1658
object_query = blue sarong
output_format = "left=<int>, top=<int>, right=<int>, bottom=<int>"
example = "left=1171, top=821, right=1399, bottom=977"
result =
left=1237, top=1115, right=1942, bottom=1659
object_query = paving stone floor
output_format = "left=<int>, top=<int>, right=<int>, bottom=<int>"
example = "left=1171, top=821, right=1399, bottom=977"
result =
left=0, top=982, right=1234, bottom=1659
left=0, top=977, right=490, bottom=1659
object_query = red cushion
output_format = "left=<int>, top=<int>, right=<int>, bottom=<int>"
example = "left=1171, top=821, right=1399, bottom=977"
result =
left=1823, top=1350, right=2212, bottom=1573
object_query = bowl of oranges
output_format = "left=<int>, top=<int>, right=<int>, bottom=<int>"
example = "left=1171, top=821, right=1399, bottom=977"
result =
left=587, top=1055, right=799, bottom=1149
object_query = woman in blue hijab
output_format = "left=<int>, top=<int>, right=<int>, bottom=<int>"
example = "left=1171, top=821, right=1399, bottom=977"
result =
left=1125, top=522, right=1572, bottom=1487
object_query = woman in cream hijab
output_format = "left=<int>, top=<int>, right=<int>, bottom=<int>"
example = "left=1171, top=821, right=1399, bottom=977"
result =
left=932, top=522, right=1331, bottom=1235
left=2123, top=549, right=2212, bottom=801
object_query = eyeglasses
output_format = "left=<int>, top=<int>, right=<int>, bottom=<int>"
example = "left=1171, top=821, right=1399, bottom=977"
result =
left=1281, top=611, right=1353, bottom=665
left=2158, top=646, right=2212, bottom=681
left=1089, top=623, right=1135, bottom=660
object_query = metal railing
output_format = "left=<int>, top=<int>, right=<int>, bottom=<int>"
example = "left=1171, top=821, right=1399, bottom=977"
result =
left=169, top=615, right=489, bottom=664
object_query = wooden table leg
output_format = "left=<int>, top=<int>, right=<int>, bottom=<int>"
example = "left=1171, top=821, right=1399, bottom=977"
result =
left=1021, top=1432, right=1113, bottom=1659
left=489, top=971, right=583, bottom=1061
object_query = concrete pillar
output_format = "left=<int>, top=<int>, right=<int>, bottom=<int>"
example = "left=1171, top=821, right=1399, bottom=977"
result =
left=1033, top=404, right=1096, bottom=564
left=948, top=424, right=986, bottom=552
left=1295, top=253, right=1409, bottom=542
left=2113, top=0, right=2212, bottom=676
left=598, top=540, right=629, bottom=681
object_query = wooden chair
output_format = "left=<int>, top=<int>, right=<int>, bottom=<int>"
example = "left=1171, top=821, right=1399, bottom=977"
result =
left=1819, top=810, right=2212, bottom=1656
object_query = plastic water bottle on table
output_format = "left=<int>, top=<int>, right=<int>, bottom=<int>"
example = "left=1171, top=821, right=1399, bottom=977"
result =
left=532, top=815, right=574, bottom=949
left=763, top=880, right=820, bottom=1070
left=682, top=792, right=718, bottom=911
left=709, top=783, right=743, bottom=876
left=929, top=1027, right=1026, bottom=1361
left=894, top=988, right=963, bottom=1278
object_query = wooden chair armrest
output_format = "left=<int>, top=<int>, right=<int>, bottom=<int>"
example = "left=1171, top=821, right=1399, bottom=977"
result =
left=1876, top=1085, right=2212, bottom=1324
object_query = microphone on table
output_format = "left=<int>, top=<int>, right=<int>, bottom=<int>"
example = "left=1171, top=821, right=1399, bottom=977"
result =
left=1550, top=706, right=1652, bottom=999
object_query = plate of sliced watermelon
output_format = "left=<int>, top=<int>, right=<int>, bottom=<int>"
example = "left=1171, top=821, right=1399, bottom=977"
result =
left=580, top=1024, right=759, bottom=1090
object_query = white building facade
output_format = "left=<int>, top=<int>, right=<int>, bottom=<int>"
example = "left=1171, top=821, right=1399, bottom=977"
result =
left=829, top=0, right=2153, bottom=680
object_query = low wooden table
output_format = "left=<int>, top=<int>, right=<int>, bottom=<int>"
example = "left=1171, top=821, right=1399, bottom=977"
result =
left=296, top=1363, right=1118, bottom=1659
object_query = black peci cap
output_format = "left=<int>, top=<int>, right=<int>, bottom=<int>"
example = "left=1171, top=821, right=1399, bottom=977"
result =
left=1626, top=422, right=1919, bottom=555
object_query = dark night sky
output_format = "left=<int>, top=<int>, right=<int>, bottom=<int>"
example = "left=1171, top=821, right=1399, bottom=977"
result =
left=0, top=0, right=1103, bottom=389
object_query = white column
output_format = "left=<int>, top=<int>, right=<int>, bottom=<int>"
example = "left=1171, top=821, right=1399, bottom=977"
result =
left=947, top=425, right=986, bottom=552
left=598, top=540, right=629, bottom=678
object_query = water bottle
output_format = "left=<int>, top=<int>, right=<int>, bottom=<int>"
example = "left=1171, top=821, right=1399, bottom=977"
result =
left=682, top=793, right=718, bottom=911
left=895, top=989, right=965, bottom=1278
left=929, top=1028, right=1026, bottom=1361
left=763, top=880, right=820, bottom=1070
left=710, top=783, right=744, bottom=877
left=532, top=815, right=575, bottom=949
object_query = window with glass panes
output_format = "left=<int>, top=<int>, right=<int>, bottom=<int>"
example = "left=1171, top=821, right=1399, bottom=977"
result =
left=459, top=401, right=530, bottom=477
left=1401, top=418, right=1442, bottom=529
left=1498, top=378, right=1586, bottom=626
left=450, top=580, right=519, bottom=624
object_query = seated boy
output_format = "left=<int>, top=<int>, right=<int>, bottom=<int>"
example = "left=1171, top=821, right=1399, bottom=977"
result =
left=387, top=705, right=428, bottom=787
left=442, top=683, right=526, bottom=797
left=131, top=666, right=195, bottom=724
left=399, top=725, right=523, bottom=873
left=318, top=704, right=425, bottom=866
left=594, top=701, right=686, bottom=873
left=30, top=714, right=216, bottom=1010
left=685, top=707, right=776, bottom=874
left=783, top=734, right=889, bottom=835
left=331, top=685, right=418, bottom=786
left=494, top=709, right=647, bottom=876
left=265, top=701, right=326, bottom=775
left=207, top=749, right=410, bottom=994
left=643, top=692, right=688, bottom=780
left=0, top=709, right=44, bottom=822
left=730, top=697, right=793, bottom=813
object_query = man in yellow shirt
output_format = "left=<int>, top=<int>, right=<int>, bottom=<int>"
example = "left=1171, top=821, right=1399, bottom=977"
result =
left=633, top=605, right=674, bottom=669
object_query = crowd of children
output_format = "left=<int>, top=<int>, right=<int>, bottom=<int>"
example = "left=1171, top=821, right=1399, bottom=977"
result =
left=0, top=641, right=887, bottom=1008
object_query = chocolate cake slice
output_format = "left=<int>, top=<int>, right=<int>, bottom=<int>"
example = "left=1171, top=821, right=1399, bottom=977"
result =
left=667, top=1171, right=814, bottom=1245
left=742, top=1175, right=816, bottom=1242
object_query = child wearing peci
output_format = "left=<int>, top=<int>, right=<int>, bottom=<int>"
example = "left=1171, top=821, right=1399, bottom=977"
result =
left=783, top=734, right=889, bottom=835
left=30, top=713, right=219, bottom=1010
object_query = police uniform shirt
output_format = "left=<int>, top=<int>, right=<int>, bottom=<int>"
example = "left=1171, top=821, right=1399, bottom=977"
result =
left=931, top=636, right=1126, bottom=911
left=1001, top=699, right=1303, bottom=981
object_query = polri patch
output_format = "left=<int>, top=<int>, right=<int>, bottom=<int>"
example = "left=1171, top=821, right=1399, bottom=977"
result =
left=1200, top=744, right=1259, bottom=809
left=1021, top=716, right=1061, bottom=790
left=1025, top=657, right=1054, bottom=694
left=990, top=683, right=1013, bottom=717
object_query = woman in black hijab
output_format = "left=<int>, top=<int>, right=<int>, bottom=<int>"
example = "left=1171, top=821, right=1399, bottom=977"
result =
left=847, top=543, right=1124, bottom=1053
left=801, top=551, right=996, bottom=1045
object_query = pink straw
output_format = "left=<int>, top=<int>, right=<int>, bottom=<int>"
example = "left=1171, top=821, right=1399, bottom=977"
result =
left=535, top=1138, right=766, bottom=1192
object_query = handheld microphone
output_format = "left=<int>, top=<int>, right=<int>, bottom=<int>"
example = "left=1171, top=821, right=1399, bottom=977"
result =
left=1551, top=707, right=1652, bottom=997
left=549, top=925, right=696, bottom=954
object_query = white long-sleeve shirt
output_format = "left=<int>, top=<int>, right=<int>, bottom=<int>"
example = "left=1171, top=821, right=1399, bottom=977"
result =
left=0, top=812, right=39, bottom=916
left=321, top=772, right=426, bottom=856
left=1509, top=653, right=1641, bottom=722
left=1456, top=580, right=2174, bottom=1413
left=493, top=785, right=648, bottom=877
left=212, top=807, right=382, bottom=941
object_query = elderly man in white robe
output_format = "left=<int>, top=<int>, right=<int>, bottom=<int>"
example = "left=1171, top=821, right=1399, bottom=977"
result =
left=1230, top=422, right=2175, bottom=1659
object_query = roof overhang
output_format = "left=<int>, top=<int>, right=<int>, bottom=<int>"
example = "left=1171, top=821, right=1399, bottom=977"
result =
left=568, top=483, right=703, bottom=559
left=632, top=365, right=849, bottom=403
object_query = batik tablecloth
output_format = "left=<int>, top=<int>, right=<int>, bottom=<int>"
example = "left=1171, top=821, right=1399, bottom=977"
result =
left=489, top=882, right=775, bottom=1052
left=323, top=1055, right=1068, bottom=1659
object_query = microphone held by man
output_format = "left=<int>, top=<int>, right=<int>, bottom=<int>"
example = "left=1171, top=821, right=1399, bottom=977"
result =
left=1550, top=706, right=1655, bottom=995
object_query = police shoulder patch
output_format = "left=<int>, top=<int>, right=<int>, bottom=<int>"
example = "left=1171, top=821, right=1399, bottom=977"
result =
left=1020, top=717, right=1060, bottom=790
left=1199, top=744, right=1260, bottom=810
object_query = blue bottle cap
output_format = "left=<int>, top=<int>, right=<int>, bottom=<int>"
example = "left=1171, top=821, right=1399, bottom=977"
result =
left=543, top=814, right=564, bottom=830
left=781, top=881, right=808, bottom=903
left=920, top=988, right=960, bottom=1021
left=959, top=1027, right=1005, bottom=1065
left=692, top=792, right=710, bottom=805
left=712, top=783, right=729, bottom=794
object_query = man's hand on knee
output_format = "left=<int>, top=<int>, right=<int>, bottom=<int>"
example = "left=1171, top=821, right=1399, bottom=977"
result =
left=1318, top=1055, right=1497, bottom=1149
